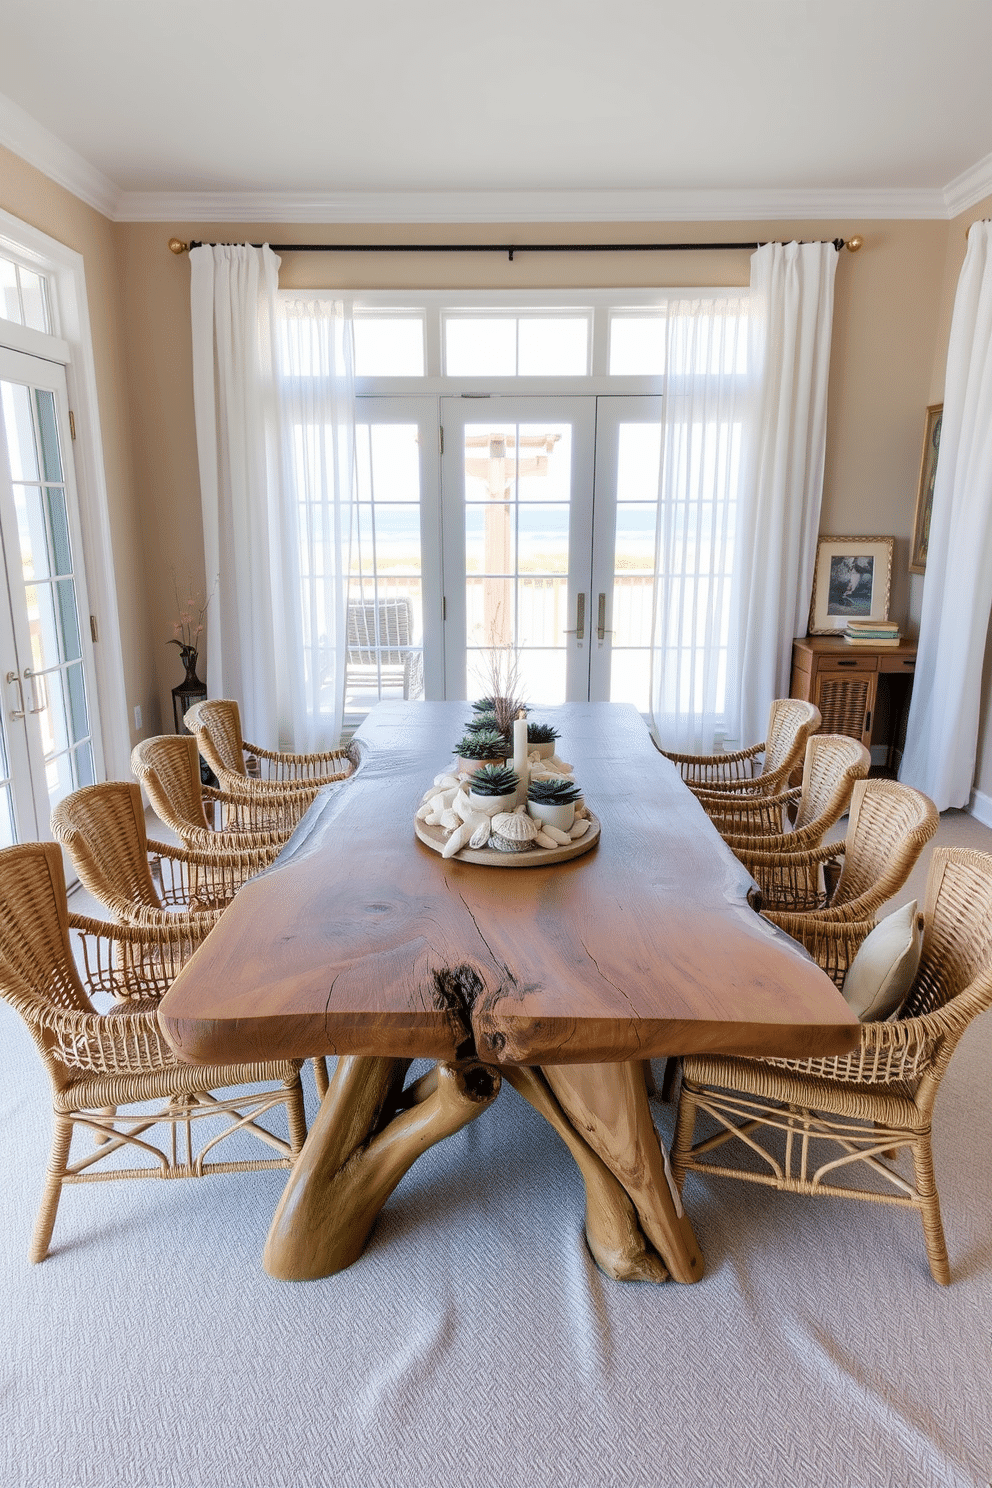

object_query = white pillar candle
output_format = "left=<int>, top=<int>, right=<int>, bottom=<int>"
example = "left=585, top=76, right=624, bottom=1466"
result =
left=512, top=710, right=529, bottom=805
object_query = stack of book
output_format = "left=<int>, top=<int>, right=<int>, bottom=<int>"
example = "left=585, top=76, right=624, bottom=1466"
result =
left=844, top=619, right=902, bottom=647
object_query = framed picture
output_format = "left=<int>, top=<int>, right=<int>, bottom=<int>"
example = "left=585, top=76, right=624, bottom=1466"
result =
left=808, top=536, right=894, bottom=635
left=910, top=403, right=942, bottom=575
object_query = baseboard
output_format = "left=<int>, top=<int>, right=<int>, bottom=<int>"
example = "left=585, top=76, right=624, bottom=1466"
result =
left=969, top=788, right=992, bottom=827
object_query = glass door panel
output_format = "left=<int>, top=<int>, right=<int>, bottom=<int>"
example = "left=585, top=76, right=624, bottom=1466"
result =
left=0, top=347, right=100, bottom=842
left=348, top=396, right=441, bottom=726
left=441, top=397, right=595, bottom=703
left=590, top=397, right=664, bottom=709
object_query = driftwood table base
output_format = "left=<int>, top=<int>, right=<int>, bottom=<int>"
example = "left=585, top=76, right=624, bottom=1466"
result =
left=264, top=1054, right=697, bottom=1285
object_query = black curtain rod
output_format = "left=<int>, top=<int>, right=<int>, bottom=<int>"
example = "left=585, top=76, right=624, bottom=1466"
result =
left=171, top=236, right=859, bottom=261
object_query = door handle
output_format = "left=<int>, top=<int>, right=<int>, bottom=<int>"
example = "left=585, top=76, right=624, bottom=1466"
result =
left=6, top=671, right=25, bottom=720
left=563, top=592, right=585, bottom=642
left=23, top=668, right=47, bottom=716
left=597, top=593, right=614, bottom=643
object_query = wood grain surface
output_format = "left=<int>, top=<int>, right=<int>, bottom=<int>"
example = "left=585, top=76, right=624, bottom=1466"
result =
left=158, top=702, right=859, bottom=1070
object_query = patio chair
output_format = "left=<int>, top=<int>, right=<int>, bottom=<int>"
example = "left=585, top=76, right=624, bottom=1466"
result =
left=671, top=847, right=992, bottom=1283
left=346, top=596, right=424, bottom=700
left=0, top=841, right=306, bottom=1261
left=131, top=735, right=303, bottom=855
left=661, top=699, right=821, bottom=797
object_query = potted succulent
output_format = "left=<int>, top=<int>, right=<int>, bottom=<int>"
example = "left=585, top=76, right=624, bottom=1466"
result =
left=453, top=728, right=507, bottom=775
left=526, top=775, right=582, bottom=832
left=526, top=721, right=560, bottom=759
left=465, top=710, right=505, bottom=739
left=467, top=763, right=519, bottom=816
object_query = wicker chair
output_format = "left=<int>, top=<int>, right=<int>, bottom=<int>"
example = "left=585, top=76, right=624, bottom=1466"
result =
left=735, top=778, right=939, bottom=924
left=51, top=781, right=272, bottom=929
left=671, top=847, right=992, bottom=1284
left=131, top=735, right=303, bottom=855
left=0, top=841, right=307, bottom=1261
left=701, top=733, right=871, bottom=854
left=184, top=698, right=356, bottom=810
left=662, top=699, right=821, bottom=797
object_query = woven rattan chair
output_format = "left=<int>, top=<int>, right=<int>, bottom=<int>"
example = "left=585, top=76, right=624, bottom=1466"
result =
left=662, top=699, right=821, bottom=797
left=346, top=596, right=424, bottom=700
left=131, top=735, right=304, bottom=855
left=735, top=778, right=939, bottom=924
left=0, top=841, right=307, bottom=1261
left=51, top=781, right=272, bottom=929
left=701, top=733, right=871, bottom=854
left=671, top=847, right=992, bottom=1284
left=184, top=699, right=356, bottom=811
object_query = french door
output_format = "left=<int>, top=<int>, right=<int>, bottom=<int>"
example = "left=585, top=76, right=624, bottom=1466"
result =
left=440, top=395, right=663, bottom=711
left=0, top=347, right=100, bottom=845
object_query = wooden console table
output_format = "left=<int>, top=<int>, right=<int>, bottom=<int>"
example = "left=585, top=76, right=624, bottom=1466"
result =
left=791, top=635, right=917, bottom=772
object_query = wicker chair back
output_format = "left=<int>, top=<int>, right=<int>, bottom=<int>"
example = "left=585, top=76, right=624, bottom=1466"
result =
left=51, top=781, right=163, bottom=917
left=132, top=734, right=211, bottom=835
left=0, top=841, right=90, bottom=1017
left=793, top=733, right=872, bottom=835
left=834, top=778, right=940, bottom=905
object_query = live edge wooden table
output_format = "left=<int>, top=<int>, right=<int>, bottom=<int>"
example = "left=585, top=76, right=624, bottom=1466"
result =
left=158, top=701, right=859, bottom=1287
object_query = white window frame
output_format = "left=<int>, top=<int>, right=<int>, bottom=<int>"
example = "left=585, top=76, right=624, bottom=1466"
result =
left=0, top=207, right=129, bottom=780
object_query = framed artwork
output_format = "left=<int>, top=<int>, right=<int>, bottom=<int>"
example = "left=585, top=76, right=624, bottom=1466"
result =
left=910, top=403, right=942, bottom=575
left=808, top=535, right=894, bottom=635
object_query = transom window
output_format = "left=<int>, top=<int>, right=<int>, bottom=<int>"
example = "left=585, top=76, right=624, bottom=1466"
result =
left=0, top=253, right=53, bottom=335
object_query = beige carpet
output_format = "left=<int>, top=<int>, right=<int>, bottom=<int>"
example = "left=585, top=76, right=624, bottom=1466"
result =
left=0, top=810, right=989, bottom=1488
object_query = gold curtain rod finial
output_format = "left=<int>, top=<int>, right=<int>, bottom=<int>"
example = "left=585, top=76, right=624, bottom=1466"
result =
left=846, top=235, right=864, bottom=252
left=168, top=238, right=189, bottom=255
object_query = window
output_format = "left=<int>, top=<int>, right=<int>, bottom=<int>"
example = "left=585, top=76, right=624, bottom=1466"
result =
left=0, top=252, right=52, bottom=335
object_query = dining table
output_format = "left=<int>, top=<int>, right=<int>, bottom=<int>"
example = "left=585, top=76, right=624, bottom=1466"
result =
left=157, top=700, right=860, bottom=1286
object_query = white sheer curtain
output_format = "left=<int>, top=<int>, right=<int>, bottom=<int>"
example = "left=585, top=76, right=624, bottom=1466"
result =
left=190, top=244, right=281, bottom=742
left=648, top=292, right=749, bottom=752
left=190, top=247, right=356, bottom=750
left=900, top=220, right=992, bottom=810
left=730, top=240, right=838, bottom=750
left=273, top=296, right=356, bottom=752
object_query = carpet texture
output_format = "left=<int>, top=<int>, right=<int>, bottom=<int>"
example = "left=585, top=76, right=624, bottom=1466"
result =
left=1, top=812, right=990, bottom=1488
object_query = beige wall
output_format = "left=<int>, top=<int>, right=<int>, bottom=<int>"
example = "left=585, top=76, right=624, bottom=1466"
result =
left=0, top=146, right=153, bottom=751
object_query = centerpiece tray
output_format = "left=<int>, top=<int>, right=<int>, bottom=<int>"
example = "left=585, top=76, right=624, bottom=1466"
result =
left=414, top=811, right=601, bottom=867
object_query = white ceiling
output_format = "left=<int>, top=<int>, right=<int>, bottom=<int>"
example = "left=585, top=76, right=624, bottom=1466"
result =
left=1, top=0, right=991, bottom=222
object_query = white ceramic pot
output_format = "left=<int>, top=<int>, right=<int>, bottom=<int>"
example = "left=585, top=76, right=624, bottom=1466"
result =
left=526, top=798, right=576, bottom=832
left=468, top=789, right=516, bottom=816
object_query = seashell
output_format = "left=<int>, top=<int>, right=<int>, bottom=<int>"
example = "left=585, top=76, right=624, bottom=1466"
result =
left=489, top=810, right=540, bottom=852
left=547, top=755, right=573, bottom=774
left=415, top=801, right=434, bottom=821
left=442, top=821, right=472, bottom=858
left=574, top=802, right=589, bottom=819
left=452, top=789, right=473, bottom=822
left=439, top=808, right=460, bottom=831
left=534, top=830, right=558, bottom=849
left=469, top=817, right=492, bottom=849
left=541, top=823, right=572, bottom=846
left=569, top=818, right=591, bottom=838
left=434, top=773, right=459, bottom=789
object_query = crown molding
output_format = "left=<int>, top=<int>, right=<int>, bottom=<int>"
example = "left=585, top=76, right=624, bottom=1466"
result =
left=944, top=151, right=992, bottom=218
left=116, top=184, right=952, bottom=226
left=0, top=92, right=120, bottom=219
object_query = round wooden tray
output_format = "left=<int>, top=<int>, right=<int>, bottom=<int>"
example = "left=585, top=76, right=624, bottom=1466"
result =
left=414, top=811, right=600, bottom=867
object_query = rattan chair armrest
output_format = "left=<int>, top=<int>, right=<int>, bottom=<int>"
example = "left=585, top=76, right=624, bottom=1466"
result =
left=701, top=784, right=801, bottom=838
left=43, top=1002, right=179, bottom=1074
left=68, top=911, right=213, bottom=1002
left=760, top=909, right=874, bottom=988
left=146, top=836, right=268, bottom=872
left=758, top=1010, right=936, bottom=1086
left=734, top=840, right=845, bottom=911
left=664, top=741, right=764, bottom=769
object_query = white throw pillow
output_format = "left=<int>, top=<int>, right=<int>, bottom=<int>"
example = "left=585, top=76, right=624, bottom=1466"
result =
left=842, top=900, right=922, bottom=1022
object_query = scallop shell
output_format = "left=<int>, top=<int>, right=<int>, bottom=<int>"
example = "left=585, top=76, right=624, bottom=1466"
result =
left=491, top=811, right=540, bottom=842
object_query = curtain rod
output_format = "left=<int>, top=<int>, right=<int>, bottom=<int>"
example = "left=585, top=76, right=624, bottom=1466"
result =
left=168, top=236, right=862, bottom=261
